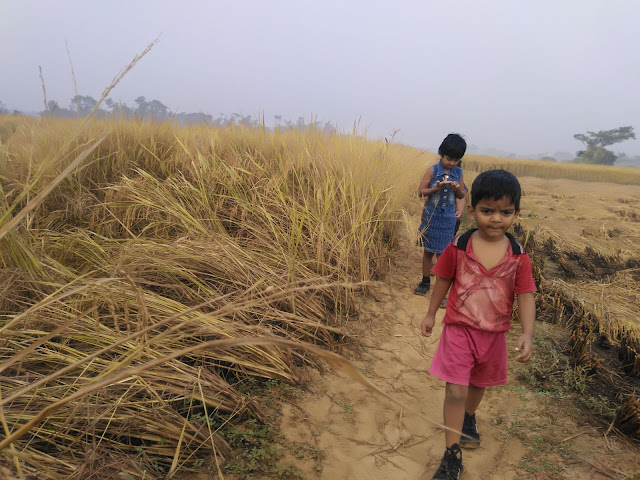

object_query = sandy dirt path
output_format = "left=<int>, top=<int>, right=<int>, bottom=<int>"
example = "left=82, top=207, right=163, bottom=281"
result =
left=277, top=241, right=639, bottom=480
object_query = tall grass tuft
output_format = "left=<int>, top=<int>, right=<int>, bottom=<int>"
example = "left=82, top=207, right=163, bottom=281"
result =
left=0, top=114, right=424, bottom=478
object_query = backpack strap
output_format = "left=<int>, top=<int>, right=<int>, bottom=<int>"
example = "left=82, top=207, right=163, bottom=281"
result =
left=506, top=232, right=526, bottom=254
left=453, top=228, right=526, bottom=254
left=452, top=228, right=476, bottom=250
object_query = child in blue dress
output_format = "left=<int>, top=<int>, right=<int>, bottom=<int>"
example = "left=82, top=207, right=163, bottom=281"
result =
left=415, top=134, right=467, bottom=294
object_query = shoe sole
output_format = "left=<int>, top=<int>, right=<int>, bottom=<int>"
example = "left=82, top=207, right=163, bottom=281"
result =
left=460, top=440, right=481, bottom=449
left=414, top=290, right=428, bottom=295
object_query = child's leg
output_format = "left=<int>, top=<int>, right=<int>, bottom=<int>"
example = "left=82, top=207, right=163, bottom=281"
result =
left=460, top=383, right=485, bottom=448
left=443, top=382, right=468, bottom=447
left=422, top=250, right=435, bottom=277
left=415, top=250, right=434, bottom=294
left=465, top=384, right=485, bottom=415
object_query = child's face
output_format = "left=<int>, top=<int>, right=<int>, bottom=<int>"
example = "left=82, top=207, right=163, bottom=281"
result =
left=468, top=197, right=519, bottom=240
left=440, top=155, right=460, bottom=171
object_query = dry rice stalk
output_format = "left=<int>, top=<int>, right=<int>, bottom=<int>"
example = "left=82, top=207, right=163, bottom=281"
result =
left=614, top=395, right=640, bottom=438
left=0, top=335, right=462, bottom=452
left=0, top=134, right=109, bottom=242
left=38, top=66, right=47, bottom=114
left=0, top=108, right=426, bottom=477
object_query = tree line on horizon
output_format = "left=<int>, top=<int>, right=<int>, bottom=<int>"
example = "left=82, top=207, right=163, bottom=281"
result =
left=0, top=95, right=336, bottom=132
left=1, top=98, right=638, bottom=166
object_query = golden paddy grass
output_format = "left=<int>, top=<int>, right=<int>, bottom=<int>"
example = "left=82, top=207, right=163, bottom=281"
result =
left=0, top=113, right=639, bottom=477
left=0, top=114, right=426, bottom=478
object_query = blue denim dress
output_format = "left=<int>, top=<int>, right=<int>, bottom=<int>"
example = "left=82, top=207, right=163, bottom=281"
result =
left=417, top=163, right=462, bottom=254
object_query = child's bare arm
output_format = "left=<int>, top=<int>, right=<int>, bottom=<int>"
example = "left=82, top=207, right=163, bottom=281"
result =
left=421, top=276, right=453, bottom=336
left=455, top=196, right=466, bottom=219
left=418, top=168, right=449, bottom=197
left=418, top=167, right=435, bottom=197
left=515, top=292, right=536, bottom=362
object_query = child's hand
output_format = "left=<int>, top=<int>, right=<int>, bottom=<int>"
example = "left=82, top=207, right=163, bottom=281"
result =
left=421, top=314, right=436, bottom=337
left=514, top=334, right=533, bottom=362
left=449, top=181, right=462, bottom=192
left=455, top=210, right=463, bottom=219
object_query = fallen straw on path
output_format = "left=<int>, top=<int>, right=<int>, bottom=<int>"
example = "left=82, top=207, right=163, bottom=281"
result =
left=0, top=334, right=463, bottom=452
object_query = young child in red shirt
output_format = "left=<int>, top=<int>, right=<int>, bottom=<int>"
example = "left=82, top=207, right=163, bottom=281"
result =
left=421, top=169, right=536, bottom=480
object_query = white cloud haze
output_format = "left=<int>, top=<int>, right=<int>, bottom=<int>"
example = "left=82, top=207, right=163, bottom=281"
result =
left=1, top=0, right=639, bottom=156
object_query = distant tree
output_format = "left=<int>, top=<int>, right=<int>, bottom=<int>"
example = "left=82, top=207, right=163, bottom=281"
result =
left=231, top=113, right=257, bottom=127
left=132, top=97, right=169, bottom=119
left=70, top=95, right=98, bottom=115
left=209, top=114, right=226, bottom=128
left=574, top=126, right=635, bottom=150
left=108, top=99, right=134, bottom=117
left=120, top=103, right=135, bottom=116
left=134, top=96, right=149, bottom=117
left=43, top=99, right=74, bottom=118
left=0, top=101, right=7, bottom=114
left=175, top=111, right=213, bottom=125
left=573, top=126, right=635, bottom=165
left=46, top=100, right=58, bottom=114
left=574, top=146, right=617, bottom=166
left=540, top=156, right=556, bottom=162
left=147, top=99, right=169, bottom=118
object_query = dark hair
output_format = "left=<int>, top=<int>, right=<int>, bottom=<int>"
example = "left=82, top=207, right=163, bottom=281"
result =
left=438, top=133, right=466, bottom=160
left=471, top=169, right=521, bottom=210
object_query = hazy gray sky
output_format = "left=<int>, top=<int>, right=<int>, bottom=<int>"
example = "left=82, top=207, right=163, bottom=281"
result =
left=2, top=0, right=640, bottom=156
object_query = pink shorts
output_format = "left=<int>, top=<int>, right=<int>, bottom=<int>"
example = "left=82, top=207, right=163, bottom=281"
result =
left=429, top=324, right=508, bottom=387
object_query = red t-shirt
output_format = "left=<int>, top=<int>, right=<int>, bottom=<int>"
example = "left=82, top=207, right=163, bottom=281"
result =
left=432, top=231, right=537, bottom=332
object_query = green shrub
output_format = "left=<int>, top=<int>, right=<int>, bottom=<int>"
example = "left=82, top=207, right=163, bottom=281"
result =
left=574, top=146, right=617, bottom=165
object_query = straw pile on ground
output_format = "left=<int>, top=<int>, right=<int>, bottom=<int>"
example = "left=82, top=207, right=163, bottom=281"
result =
left=519, top=222, right=640, bottom=439
left=0, top=116, right=420, bottom=478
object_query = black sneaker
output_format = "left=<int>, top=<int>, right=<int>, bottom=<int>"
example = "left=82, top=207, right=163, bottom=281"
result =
left=460, top=412, right=481, bottom=449
left=431, top=443, right=463, bottom=479
left=414, top=278, right=430, bottom=295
